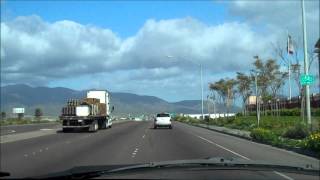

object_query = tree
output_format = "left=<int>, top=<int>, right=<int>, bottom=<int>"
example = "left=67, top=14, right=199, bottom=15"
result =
left=251, top=57, right=285, bottom=99
left=1, top=112, right=6, bottom=120
left=252, top=58, right=270, bottom=101
left=251, top=57, right=288, bottom=116
left=209, top=78, right=237, bottom=118
left=270, top=70, right=288, bottom=117
left=35, top=108, right=43, bottom=121
left=236, top=72, right=252, bottom=116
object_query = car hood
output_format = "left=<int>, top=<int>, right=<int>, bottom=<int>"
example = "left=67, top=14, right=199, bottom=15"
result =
left=30, top=157, right=319, bottom=179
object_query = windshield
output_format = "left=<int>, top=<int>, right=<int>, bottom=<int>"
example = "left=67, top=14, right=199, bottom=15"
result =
left=1, top=0, right=319, bottom=179
left=157, top=114, right=170, bottom=117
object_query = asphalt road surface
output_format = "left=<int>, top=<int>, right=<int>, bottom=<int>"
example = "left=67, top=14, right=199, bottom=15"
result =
left=0, top=123, right=61, bottom=136
left=1, top=121, right=319, bottom=178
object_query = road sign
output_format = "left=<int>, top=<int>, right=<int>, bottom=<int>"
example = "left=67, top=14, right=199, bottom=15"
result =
left=12, top=108, right=25, bottom=114
left=300, top=74, right=315, bottom=85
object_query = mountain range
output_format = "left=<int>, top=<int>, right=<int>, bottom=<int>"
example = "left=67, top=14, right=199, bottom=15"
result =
left=1, top=84, right=240, bottom=116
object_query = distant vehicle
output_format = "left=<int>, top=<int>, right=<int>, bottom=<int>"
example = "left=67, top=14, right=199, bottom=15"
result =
left=134, top=117, right=142, bottom=121
left=154, top=113, right=172, bottom=129
left=60, top=90, right=114, bottom=132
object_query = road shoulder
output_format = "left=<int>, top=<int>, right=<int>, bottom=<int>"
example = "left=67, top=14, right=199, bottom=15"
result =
left=182, top=122, right=319, bottom=159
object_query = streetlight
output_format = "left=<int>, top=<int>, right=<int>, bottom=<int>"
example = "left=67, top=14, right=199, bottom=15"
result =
left=251, top=56, right=260, bottom=127
left=166, top=55, right=204, bottom=120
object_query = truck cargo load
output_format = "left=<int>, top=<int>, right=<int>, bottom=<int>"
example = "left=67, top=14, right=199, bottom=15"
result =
left=60, top=90, right=113, bottom=132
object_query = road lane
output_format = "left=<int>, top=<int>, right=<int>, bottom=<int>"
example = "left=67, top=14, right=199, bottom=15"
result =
left=1, top=121, right=146, bottom=178
left=132, top=121, right=239, bottom=164
left=1, top=121, right=319, bottom=178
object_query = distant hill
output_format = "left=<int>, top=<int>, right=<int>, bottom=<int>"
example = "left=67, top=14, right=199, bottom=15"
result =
left=1, top=84, right=240, bottom=116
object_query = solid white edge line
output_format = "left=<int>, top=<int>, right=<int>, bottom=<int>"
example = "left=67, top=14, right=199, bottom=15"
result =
left=196, top=135, right=251, bottom=160
left=273, top=171, right=294, bottom=180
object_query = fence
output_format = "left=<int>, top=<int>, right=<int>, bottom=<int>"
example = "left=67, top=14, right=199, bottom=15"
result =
left=246, top=94, right=320, bottom=112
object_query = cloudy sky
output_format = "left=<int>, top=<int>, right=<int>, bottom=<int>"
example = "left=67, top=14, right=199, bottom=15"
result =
left=1, top=0, right=319, bottom=102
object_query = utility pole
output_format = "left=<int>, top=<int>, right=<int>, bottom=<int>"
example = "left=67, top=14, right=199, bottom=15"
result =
left=301, top=0, right=312, bottom=130
left=314, top=39, right=320, bottom=94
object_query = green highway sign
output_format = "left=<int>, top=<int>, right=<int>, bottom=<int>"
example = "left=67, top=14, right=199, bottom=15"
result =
left=300, top=74, right=315, bottom=85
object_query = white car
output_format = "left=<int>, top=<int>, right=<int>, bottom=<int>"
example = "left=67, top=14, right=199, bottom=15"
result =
left=154, top=113, right=172, bottom=129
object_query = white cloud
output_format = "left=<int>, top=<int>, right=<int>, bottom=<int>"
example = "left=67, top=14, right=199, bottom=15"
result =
left=1, top=15, right=121, bottom=84
left=228, top=0, right=319, bottom=47
left=1, top=15, right=274, bottom=87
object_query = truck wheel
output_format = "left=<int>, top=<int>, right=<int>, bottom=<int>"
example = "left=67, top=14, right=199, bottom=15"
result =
left=89, top=121, right=99, bottom=132
left=103, top=121, right=108, bottom=129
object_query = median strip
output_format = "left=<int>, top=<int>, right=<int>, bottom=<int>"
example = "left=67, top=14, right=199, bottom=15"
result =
left=0, top=129, right=58, bottom=144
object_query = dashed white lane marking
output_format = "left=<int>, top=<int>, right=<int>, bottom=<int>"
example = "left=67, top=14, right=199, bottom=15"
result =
left=273, top=171, right=294, bottom=180
left=131, top=148, right=139, bottom=158
left=8, top=130, right=16, bottom=133
left=142, top=135, right=145, bottom=138
left=196, top=135, right=250, bottom=160
left=45, top=147, right=49, bottom=150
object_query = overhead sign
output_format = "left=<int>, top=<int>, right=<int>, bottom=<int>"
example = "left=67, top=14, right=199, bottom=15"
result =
left=300, top=74, right=315, bottom=85
left=13, top=108, right=25, bottom=114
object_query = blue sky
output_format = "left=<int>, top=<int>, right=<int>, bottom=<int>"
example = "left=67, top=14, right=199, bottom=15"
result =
left=1, top=0, right=319, bottom=102
left=2, top=1, right=228, bottom=38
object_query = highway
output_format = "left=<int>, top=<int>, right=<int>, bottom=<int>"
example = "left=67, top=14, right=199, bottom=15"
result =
left=0, top=121, right=319, bottom=178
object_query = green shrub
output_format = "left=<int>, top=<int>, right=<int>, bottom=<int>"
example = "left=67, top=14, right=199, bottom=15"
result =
left=282, top=123, right=309, bottom=139
left=313, top=108, right=320, bottom=116
left=304, top=132, right=320, bottom=153
left=279, top=108, right=301, bottom=116
left=250, top=128, right=276, bottom=143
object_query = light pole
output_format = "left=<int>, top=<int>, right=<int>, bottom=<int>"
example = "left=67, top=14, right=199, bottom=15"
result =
left=251, top=57, right=260, bottom=127
left=167, top=55, right=204, bottom=120
left=200, top=64, right=204, bottom=120
left=314, top=39, right=320, bottom=94
left=301, top=0, right=312, bottom=129
left=254, top=73, right=260, bottom=127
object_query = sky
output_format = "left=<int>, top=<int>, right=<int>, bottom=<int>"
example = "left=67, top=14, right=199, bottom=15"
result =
left=1, top=0, right=319, bottom=102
